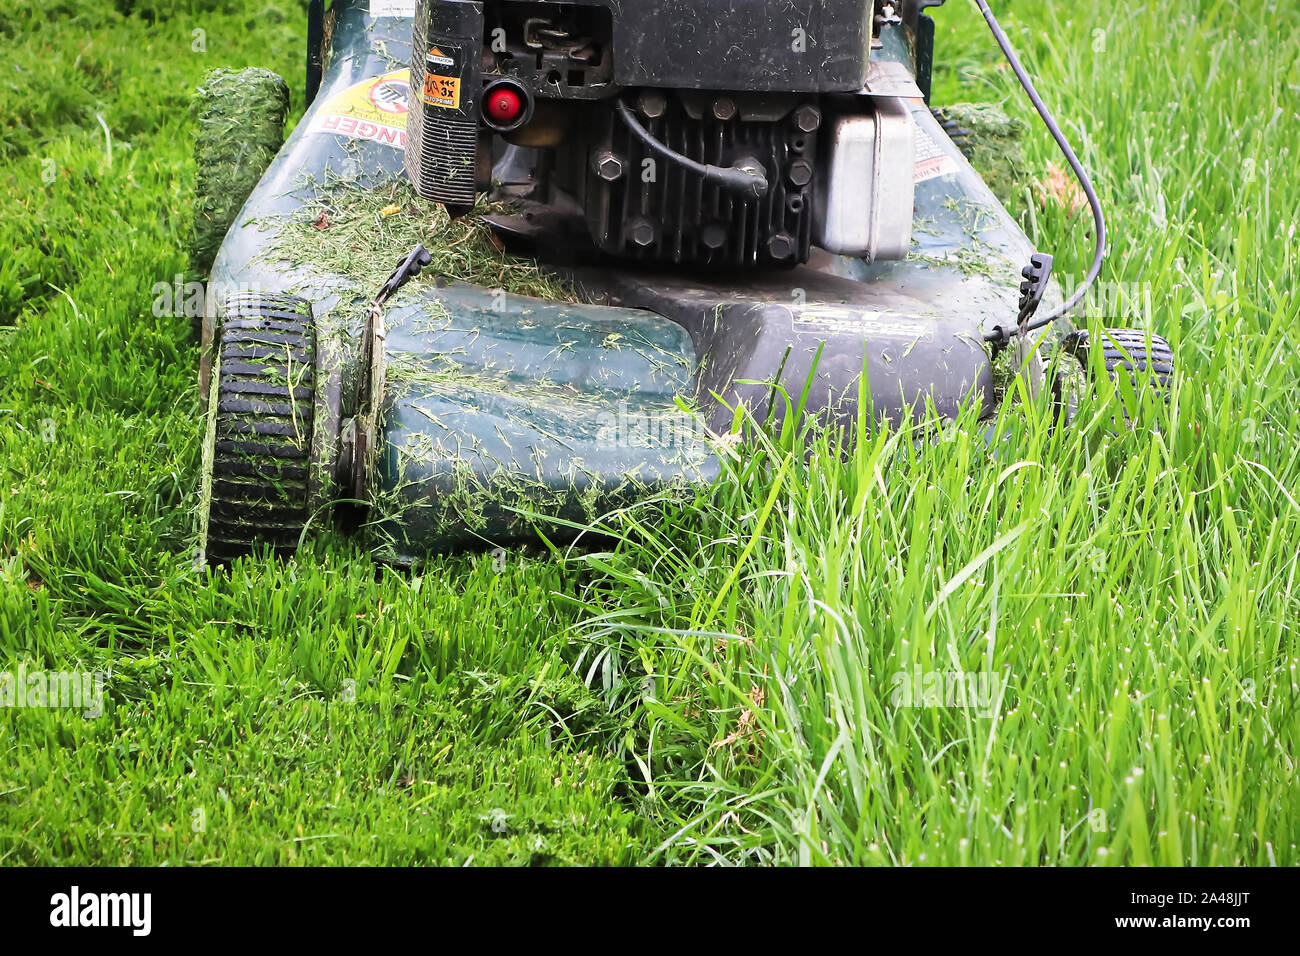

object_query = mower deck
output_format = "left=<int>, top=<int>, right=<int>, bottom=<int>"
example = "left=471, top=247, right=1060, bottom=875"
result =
left=200, top=2, right=1065, bottom=561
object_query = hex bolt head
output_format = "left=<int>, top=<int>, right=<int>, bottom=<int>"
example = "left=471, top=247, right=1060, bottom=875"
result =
left=630, top=218, right=657, bottom=247
left=793, top=105, right=822, bottom=133
left=638, top=90, right=668, bottom=119
left=592, top=150, right=625, bottom=182
left=701, top=224, right=728, bottom=250
left=712, top=97, right=738, bottom=121
left=767, top=233, right=795, bottom=260
left=788, top=159, right=814, bottom=188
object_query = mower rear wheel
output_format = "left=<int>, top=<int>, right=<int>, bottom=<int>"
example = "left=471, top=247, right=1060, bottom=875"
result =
left=1069, top=328, right=1175, bottom=392
left=201, top=294, right=317, bottom=564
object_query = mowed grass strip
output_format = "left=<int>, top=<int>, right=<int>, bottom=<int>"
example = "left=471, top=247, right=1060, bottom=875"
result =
left=0, top=0, right=643, bottom=865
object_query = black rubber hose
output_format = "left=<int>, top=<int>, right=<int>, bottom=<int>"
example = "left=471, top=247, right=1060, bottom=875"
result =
left=975, top=0, right=1107, bottom=342
left=615, top=100, right=769, bottom=199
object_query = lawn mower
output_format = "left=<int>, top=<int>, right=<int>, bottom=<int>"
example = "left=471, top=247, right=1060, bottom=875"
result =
left=196, top=0, right=1173, bottom=565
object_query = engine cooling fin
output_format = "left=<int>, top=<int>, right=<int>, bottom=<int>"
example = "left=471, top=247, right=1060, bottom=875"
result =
left=589, top=98, right=818, bottom=268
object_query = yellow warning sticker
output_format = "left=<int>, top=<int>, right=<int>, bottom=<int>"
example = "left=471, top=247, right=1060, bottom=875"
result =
left=423, top=73, right=461, bottom=109
left=308, top=69, right=411, bottom=150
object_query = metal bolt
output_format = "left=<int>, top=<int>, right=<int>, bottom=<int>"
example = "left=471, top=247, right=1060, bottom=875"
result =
left=630, top=218, right=657, bottom=247
left=592, top=150, right=624, bottom=182
left=701, top=224, right=728, bottom=250
left=712, top=97, right=738, bottom=121
left=788, top=159, right=814, bottom=188
left=793, top=105, right=822, bottom=133
left=767, top=233, right=795, bottom=261
left=638, top=90, right=668, bottom=119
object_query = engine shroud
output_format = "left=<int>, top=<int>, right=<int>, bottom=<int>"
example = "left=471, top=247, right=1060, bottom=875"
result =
left=485, top=0, right=874, bottom=94
left=407, top=0, right=914, bottom=269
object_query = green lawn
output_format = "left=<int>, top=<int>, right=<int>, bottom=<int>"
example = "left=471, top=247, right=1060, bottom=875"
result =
left=1, top=0, right=1297, bottom=865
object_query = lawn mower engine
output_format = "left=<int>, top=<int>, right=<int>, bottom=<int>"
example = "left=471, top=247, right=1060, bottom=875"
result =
left=406, top=0, right=914, bottom=267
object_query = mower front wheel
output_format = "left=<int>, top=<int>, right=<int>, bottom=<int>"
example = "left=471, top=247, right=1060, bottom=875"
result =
left=200, top=294, right=322, bottom=565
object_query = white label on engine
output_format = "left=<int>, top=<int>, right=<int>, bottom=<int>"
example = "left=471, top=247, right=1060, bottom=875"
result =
left=370, top=1, right=417, bottom=16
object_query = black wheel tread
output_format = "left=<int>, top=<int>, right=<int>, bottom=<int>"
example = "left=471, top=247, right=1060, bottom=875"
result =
left=1098, top=329, right=1174, bottom=386
left=205, top=294, right=315, bottom=564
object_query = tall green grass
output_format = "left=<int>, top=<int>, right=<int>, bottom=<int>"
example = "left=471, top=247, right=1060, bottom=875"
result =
left=562, top=0, right=1300, bottom=864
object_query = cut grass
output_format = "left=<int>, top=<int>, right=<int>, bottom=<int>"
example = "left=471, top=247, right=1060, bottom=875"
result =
left=265, top=174, right=575, bottom=303
left=2, top=0, right=1298, bottom=865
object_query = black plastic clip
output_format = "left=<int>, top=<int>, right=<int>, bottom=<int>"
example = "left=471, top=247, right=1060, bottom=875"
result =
left=1017, top=251, right=1054, bottom=335
left=375, top=244, right=433, bottom=307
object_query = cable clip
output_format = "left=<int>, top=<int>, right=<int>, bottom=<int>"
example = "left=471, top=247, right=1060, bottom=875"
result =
left=1017, top=251, right=1054, bottom=336
left=375, top=244, right=433, bottom=308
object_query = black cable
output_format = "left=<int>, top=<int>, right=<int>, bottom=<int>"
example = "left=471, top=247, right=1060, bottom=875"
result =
left=975, top=0, right=1107, bottom=343
left=615, top=100, right=769, bottom=198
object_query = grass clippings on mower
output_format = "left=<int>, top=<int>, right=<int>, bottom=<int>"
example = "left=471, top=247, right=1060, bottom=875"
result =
left=191, top=68, right=291, bottom=275
left=265, top=174, right=575, bottom=304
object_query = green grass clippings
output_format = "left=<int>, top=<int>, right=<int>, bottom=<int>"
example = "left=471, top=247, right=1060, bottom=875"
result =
left=191, top=67, right=290, bottom=276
